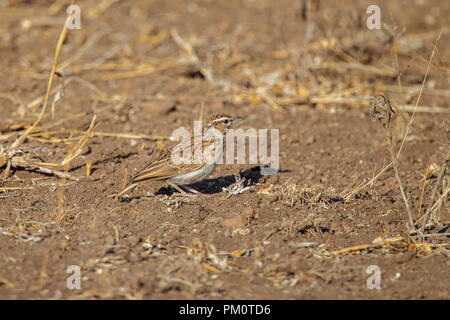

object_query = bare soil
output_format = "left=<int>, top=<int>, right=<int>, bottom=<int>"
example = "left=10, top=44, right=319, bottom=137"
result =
left=0, top=0, right=449, bottom=299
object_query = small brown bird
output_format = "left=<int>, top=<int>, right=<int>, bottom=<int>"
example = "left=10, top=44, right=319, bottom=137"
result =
left=117, top=113, right=242, bottom=198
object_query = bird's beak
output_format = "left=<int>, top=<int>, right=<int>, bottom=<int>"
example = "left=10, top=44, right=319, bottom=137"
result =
left=232, top=115, right=244, bottom=123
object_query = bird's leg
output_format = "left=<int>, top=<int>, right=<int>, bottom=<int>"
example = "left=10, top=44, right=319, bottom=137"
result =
left=168, top=182, right=198, bottom=197
left=184, top=185, right=210, bottom=197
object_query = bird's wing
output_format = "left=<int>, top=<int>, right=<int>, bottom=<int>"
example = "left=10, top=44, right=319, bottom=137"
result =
left=130, top=150, right=205, bottom=183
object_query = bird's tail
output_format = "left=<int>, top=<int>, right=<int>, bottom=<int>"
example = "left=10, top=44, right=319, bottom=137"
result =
left=115, top=182, right=138, bottom=200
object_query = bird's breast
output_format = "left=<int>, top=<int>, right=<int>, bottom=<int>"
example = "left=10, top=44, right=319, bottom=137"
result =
left=168, top=162, right=218, bottom=185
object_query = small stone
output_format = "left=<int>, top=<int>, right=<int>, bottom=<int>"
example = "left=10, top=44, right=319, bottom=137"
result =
left=264, top=193, right=278, bottom=203
left=393, top=251, right=415, bottom=264
left=222, top=214, right=247, bottom=227
left=143, top=101, right=176, bottom=116
left=242, top=207, right=255, bottom=219
left=306, top=136, right=315, bottom=145
left=269, top=174, right=280, bottom=184
left=127, top=252, right=139, bottom=263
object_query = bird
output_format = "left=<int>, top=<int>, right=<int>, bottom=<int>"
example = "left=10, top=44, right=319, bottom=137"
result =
left=116, top=113, right=243, bottom=198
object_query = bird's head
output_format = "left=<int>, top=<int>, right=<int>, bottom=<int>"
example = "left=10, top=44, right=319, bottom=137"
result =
left=205, top=113, right=243, bottom=133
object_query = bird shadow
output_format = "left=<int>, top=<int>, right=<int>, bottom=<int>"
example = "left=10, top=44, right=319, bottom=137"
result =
left=155, top=166, right=275, bottom=196
left=120, top=166, right=288, bottom=202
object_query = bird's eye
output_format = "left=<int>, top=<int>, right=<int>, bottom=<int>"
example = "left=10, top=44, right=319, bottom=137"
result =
left=224, top=119, right=230, bottom=124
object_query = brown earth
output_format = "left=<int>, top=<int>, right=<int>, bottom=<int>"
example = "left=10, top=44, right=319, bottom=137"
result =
left=0, top=0, right=449, bottom=299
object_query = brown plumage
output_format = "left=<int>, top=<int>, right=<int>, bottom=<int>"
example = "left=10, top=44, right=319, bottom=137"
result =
left=117, top=113, right=242, bottom=198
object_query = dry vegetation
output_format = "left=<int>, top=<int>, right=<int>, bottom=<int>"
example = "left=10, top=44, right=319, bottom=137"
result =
left=0, top=0, right=449, bottom=299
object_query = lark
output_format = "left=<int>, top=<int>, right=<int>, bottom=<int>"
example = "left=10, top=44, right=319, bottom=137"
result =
left=117, top=113, right=242, bottom=198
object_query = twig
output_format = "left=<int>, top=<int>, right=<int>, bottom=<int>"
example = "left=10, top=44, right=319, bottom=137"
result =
left=344, top=29, right=444, bottom=202
left=11, top=14, right=72, bottom=149
left=412, top=232, right=450, bottom=239
left=309, top=61, right=397, bottom=77
left=416, top=187, right=449, bottom=227
left=171, top=28, right=215, bottom=83
left=396, top=28, right=442, bottom=159
left=59, top=31, right=106, bottom=70
left=417, top=151, right=449, bottom=229
left=417, top=164, right=430, bottom=219
left=24, top=77, right=107, bottom=111
left=330, top=234, right=449, bottom=255
left=10, top=158, right=79, bottom=181
left=388, top=130, right=414, bottom=228
left=56, top=164, right=68, bottom=227
left=369, top=94, right=414, bottom=228
left=61, top=114, right=96, bottom=166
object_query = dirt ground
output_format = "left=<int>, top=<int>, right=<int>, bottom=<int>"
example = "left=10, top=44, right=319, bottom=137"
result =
left=0, top=0, right=449, bottom=300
